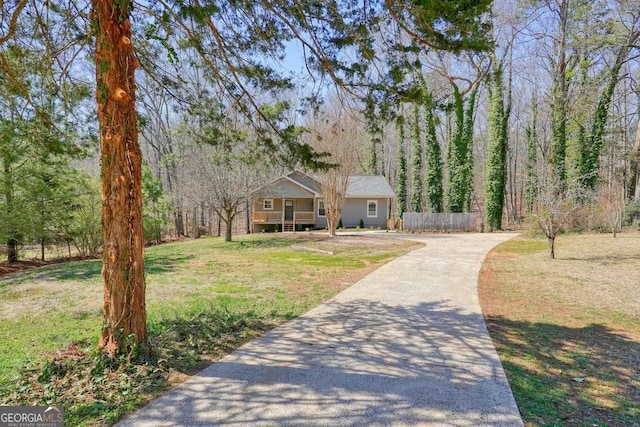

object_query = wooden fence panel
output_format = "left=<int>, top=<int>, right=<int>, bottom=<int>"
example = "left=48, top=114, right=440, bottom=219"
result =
left=402, top=212, right=477, bottom=232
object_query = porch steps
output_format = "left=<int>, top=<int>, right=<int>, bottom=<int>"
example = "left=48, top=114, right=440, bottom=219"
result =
left=283, top=222, right=295, bottom=232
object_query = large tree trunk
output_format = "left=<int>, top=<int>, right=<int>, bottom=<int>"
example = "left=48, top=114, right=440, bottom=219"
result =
left=93, top=0, right=147, bottom=358
left=547, top=236, right=555, bottom=260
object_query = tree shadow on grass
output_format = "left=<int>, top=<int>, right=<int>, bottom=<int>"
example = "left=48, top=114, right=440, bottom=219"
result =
left=486, top=316, right=640, bottom=427
left=558, top=254, right=640, bottom=263
left=1, top=253, right=196, bottom=283
left=120, top=299, right=523, bottom=426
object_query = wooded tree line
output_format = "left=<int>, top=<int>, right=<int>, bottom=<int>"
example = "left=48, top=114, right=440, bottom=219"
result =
left=1, top=0, right=638, bottom=355
left=384, top=0, right=639, bottom=238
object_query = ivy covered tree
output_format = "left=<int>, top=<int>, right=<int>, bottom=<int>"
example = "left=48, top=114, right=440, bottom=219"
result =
left=579, top=25, right=640, bottom=190
left=525, top=93, right=539, bottom=215
left=423, top=94, right=443, bottom=213
left=395, top=116, right=408, bottom=218
left=484, top=56, right=511, bottom=231
left=447, top=84, right=479, bottom=213
left=410, top=104, right=423, bottom=212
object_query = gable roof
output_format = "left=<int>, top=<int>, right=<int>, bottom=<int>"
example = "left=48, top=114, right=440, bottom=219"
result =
left=252, top=171, right=395, bottom=199
left=346, top=175, right=395, bottom=198
left=251, top=170, right=322, bottom=197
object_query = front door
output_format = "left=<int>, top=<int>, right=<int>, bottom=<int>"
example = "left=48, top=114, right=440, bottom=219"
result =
left=284, top=199, right=294, bottom=221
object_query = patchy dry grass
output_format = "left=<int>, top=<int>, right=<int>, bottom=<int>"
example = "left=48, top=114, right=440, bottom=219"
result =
left=0, top=233, right=420, bottom=426
left=479, top=231, right=640, bottom=426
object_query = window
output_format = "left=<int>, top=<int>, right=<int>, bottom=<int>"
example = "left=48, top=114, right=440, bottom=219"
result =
left=318, top=200, right=326, bottom=217
left=263, top=199, right=274, bottom=210
left=367, top=200, right=378, bottom=218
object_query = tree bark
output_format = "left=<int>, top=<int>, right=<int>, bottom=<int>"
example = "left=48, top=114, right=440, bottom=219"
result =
left=326, top=209, right=339, bottom=237
left=223, top=209, right=236, bottom=242
left=7, top=238, right=18, bottom=263
left=3, top=159, right=18, bottom=263
left=93, top=0, right=147, bottom=357
left=548, top=236, right=555, bottom=259
left=629, top=111, right=640, bottom=200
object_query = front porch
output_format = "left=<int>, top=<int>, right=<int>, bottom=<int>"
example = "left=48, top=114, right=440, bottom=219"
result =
left=252, top=198, right=317, bottom=232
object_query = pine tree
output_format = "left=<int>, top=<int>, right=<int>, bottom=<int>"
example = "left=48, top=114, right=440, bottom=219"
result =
left=410, top=104, right=423, bottom=212
left=395, top=116, right=408, bottom=218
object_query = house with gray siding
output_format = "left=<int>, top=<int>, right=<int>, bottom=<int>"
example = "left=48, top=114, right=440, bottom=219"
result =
left=251, top=171, right=395, bottom=232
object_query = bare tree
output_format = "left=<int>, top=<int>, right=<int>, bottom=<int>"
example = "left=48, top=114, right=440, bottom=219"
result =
left=533, top=173, right=592, bottom=259
left=307, top=103, right=364, bottom=236
left=599, top=181, right=626, bottom=238
left=186, top=145, right=261, bottom=242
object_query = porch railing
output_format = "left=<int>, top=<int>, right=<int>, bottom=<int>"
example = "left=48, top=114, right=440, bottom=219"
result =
left=294, top=211, right=315, bottom=223
left=253, top=211, right=282, bottom=222
left=252, top=210, right=315, bottom=223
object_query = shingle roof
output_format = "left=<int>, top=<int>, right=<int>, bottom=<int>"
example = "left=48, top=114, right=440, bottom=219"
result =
left=252, top=171, right=395, bottom=199
left=287, top=171, right=322, bottom=194
left=346, top=176, right=395, bottom=198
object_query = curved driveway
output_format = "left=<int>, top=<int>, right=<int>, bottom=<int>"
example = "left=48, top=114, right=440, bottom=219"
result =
left=120, top=232, right=523, bottom=426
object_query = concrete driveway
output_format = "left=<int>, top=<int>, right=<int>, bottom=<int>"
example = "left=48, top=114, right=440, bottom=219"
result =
left=119, top=232, right=523, bottom=426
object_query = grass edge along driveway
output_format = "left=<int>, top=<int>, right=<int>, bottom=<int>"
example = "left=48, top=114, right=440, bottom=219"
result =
left=479, top=232, right=640, bottom=427
left=0, top=233, right=422, bottom=426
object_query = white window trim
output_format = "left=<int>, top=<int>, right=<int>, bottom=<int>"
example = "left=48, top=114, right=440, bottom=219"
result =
left=318, top=200, right=326, bottom=217
left=367, top=200, right=378, bottom=218
left=263, top=198, right=274, bottom=210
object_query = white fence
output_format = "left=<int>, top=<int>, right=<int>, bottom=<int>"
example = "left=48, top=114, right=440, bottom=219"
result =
left=402, top=212, right=477, bottom=232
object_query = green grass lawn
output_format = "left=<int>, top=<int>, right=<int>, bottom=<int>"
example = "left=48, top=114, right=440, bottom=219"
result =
left=479, top=231, right=640, bottom=427
left=0, top=233, right=419, bottom=426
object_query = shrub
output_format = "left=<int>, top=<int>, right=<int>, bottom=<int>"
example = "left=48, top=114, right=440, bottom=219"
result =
left=358, top=218, right=365, bottom=228
left=625, top=199, right=640, bottom=226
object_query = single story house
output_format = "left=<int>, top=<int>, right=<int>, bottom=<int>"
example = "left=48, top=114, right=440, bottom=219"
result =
left=251, top=170, right=395, bottom=232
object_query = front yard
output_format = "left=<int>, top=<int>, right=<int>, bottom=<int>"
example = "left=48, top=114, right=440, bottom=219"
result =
left=0, top=233, right=420, bottom=426
left=479, top=232, right=640, bottom=426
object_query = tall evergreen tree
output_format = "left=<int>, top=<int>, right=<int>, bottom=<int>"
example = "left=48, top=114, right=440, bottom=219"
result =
left=423, top=95, right=443, bottom=212
left=410, top=104, right=423, bottom=212
left=395, top=116, right=408, bottom=218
